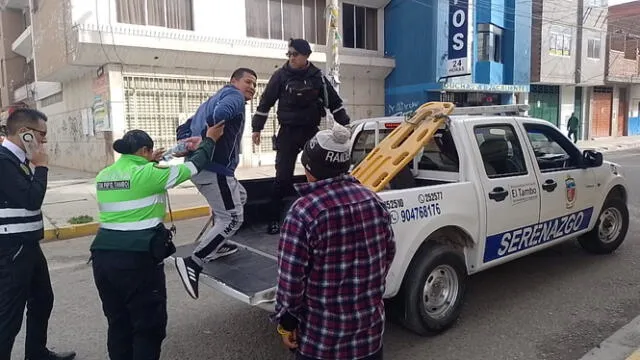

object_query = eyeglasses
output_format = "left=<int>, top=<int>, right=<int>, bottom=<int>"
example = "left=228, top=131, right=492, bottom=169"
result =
left=27, top=127, right=47, bottom=138
left=286, top=51, right=300, bottom=57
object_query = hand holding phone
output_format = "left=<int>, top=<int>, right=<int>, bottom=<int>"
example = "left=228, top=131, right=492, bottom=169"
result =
left=19, top=130, right=47, bottom=166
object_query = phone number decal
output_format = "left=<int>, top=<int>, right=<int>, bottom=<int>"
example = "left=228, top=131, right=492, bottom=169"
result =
left=400, top=203, right=442, bottom=223
left=418, top=191, right=444, bottom=203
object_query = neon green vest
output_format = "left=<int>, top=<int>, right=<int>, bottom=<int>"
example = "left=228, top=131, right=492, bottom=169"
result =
left=96, top=155, right=196, bottom=231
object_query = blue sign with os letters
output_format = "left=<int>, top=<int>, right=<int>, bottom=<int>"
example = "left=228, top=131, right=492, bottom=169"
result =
left=447, top=0, right=469, bottom=76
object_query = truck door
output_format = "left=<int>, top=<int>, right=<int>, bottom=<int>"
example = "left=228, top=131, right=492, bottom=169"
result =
left=469, top=121, right=542, bottom=264
left=520, top=122, right=596, bottom=240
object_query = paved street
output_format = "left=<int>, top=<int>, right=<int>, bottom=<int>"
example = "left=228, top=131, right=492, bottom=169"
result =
left=9, top=149, right=640, bottom=360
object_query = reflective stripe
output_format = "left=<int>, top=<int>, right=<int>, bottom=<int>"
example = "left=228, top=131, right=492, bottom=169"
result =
left=255, top=111, right=269, bottom=117
left=0, top=221, right=43, bottom=234
left=100, top=217, right=162, bottom=231
left=165, top=166, right=181, bottom=189
left=0, top=208, right=41, bottom=218
left=332, top=106, right=345, bottom=114
left=184, top=162, right=197, bottom=176
left=98, top=194, right=166, bottom=213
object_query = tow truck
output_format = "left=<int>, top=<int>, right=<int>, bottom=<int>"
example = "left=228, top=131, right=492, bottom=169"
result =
left=173, top=102, right=629, bottom=335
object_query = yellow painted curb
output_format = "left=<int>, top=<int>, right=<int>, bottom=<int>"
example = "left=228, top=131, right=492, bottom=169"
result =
left=626, top=348, right=640, bottom=360
left=43, top=206, right=210, bottom=242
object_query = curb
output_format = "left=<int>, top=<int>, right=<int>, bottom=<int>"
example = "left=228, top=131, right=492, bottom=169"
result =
left=43, top=206, right=210, bottom=242
left=579, top=314, right=640, bottom=360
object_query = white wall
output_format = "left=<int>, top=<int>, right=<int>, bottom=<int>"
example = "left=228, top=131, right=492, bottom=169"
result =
left=193, top=0, right=246, bottom=38
left=40, top=72, right=115, bottom=172
left=559, top=85, right=575, bottom=136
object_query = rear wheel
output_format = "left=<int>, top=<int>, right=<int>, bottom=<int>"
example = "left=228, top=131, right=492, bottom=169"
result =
left=393, top=242, right=467, bottom=336
left=578, top=197, right=629, bottom=254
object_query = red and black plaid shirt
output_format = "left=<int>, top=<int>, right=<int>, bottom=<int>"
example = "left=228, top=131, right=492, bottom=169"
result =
left=273, top=175, right=396, bottom=360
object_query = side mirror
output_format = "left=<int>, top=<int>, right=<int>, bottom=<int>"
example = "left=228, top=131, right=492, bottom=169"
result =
left=582, top=149, right=603, bottom=168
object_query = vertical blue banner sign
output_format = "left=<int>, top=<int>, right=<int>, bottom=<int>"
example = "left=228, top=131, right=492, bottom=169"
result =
left=447, top=0, right=469, bottom=76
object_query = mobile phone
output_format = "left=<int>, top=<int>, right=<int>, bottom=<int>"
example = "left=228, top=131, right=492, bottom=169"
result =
left=19, top=130, right=38, bottom=160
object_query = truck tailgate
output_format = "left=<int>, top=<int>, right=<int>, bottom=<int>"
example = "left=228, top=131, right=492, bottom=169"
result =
left=173, top=225, right=280, bottom=311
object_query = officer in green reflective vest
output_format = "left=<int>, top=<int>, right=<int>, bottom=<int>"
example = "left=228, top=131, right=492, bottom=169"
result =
left=89, top=122, right=223, bottom=360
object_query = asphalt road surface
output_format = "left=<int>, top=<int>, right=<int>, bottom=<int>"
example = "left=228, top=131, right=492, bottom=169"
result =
left=10, top=150, right=640, bottom=360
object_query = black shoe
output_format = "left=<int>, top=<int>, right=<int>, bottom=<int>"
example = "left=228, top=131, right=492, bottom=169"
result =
left=267, top=221, right=280, bottom=235
left=26, top=349, right=76, bottom=360
left=203, top=243, right=239, bottom=262
left=175, top=256, right=202, bottom=299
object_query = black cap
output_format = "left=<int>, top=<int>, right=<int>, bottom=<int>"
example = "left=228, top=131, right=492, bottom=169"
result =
left=113, top=130, right=154, bottom=154
left=288, top=38, right=312, bottom=56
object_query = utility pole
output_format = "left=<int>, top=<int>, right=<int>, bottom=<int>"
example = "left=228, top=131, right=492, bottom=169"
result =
left=325, top=0, right=340, bottom=128
left=326, top=0, right=340, bottom=94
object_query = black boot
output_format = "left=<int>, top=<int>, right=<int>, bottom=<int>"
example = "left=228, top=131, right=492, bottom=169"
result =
left=267, top=221, right=280, bottom=235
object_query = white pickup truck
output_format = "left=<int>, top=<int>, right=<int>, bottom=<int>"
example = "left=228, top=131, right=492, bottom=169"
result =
left=174, top=104, right=629, bottom=336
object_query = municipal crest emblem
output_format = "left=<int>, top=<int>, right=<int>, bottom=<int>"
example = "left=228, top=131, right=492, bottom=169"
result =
left=565, top=175, right=576, bottom=209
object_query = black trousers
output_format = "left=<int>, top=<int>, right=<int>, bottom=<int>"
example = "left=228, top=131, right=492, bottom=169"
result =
left=91, top=250, right=167, bottom=360
left=0, top=243, right=54, bottom=360
left=568, top=129, right=578, bottom=143
left=269, top=126, right=318, bottom=222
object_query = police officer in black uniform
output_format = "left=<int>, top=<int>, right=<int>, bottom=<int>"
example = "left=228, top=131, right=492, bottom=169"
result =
left=251, top=38, right=350, bottom=234
left=0, top=109, right=76, bottom=360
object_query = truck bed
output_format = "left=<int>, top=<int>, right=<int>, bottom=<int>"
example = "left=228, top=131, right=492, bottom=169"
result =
left=172, top=175, right=305, bottom=311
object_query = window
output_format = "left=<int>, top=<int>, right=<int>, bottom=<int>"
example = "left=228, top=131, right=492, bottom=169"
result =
left=116, top=0, right=193, bottom=30
left=350, top=127, right=394, bottom=166
left=474, top=125, right=528, bottom=178
left=350, top=125, right=460, bottom=173
left=549, top=30, right=572, bottom=56
left=342, top=3, right=378, bottom=51
left=587, top=38, right=601, bottom=59
left=245, top=0, right=327, bottom=44
left=523, top=124, right=581, bottom=172
left=477, top=24, right=502, bottom=63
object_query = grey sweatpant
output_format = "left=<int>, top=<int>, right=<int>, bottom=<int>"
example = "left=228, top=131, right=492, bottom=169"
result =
left=190, top=170, right=247, bottom=260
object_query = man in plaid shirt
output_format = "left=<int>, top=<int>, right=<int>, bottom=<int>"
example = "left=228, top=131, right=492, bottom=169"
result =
left=272, top=123, right=396, bottom=360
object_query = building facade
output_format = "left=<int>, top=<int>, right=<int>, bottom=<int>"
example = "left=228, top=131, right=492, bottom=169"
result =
left=2, top=0, right=394, bottom=172
left=606, top=1, right=640, bottom=136
left=383, top=0, right=532, bottom=116
left=529, top=0, right=608, bottom=140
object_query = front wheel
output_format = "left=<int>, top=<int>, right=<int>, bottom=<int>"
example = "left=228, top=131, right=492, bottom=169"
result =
left=394, top=243, right=467, bottom=336
left=578, top=197, right=629, bottom=254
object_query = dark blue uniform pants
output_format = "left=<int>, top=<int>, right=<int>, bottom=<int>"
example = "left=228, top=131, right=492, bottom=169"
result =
left=0, top=243, right=54, bottom=360
left=91, top=250, right=167, bottom=360
left=269, top=126, right=318, bottom=222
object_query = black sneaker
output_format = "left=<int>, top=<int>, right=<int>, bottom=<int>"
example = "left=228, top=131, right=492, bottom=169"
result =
left=267, top=221, right=280, bottom=235
left=175, top=256, right=202, bottom=299
left=203, top=243, right=239, bottom=262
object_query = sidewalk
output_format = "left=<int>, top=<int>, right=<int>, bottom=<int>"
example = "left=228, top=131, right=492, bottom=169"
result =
left=39, top=135, right=640, bottom=241
left=580, top=314, right=640, bottom=360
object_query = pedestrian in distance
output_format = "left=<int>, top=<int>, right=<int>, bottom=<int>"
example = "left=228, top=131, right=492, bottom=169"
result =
left=251, top=38, right=351, bottom=235
left=567, top=112, right=579, bottom=143
left=90, top=123, right=225, bottom=360
left=0, top=108, right=76, bottom=360
left=273, top=123, right=396, bottom=360
left=174, top=67, right=257, bottom=300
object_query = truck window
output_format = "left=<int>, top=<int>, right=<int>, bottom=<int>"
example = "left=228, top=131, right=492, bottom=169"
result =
left=351, top=127, right=460, bottom=172
left=474, top=125, right=528, bottom=178
left=351, top=128, right=394, bottom=166
left=523, top=123, right=581, bottom=172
